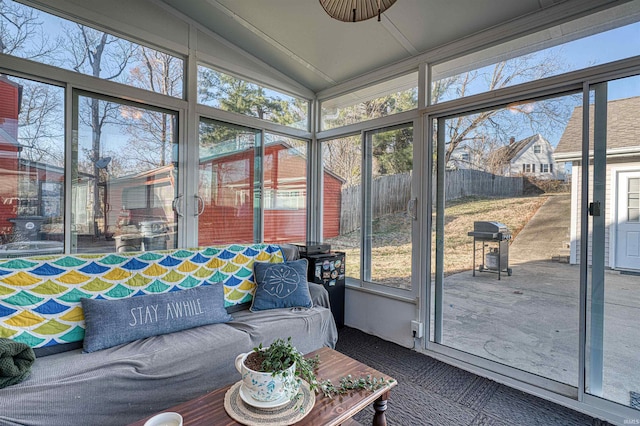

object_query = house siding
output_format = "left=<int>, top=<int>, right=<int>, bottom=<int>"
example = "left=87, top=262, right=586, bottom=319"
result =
left=0, top=78, right=21, bottom=238
left=510, top=136, right=561, bottom=179
left=569, top=158, right=640, bottom=268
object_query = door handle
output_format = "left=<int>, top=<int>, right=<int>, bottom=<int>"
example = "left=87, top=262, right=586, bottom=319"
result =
left=589, top=201, right=601, bottom=217
left=172, top=194, right=184, bottom=217
left=195, top=195, right=205, bottom=217
left=407, top=197, right=417, bottom=220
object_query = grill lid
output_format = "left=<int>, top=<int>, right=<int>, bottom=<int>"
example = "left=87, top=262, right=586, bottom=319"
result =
left=473, top=221, right=509, bottom=233
left=468, top=221, right=512, bottom=241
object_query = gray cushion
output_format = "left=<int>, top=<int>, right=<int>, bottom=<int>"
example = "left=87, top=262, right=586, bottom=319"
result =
left=81, top=283, right=232, bottom=353
left=278, top=243, right=300, bottom=261
left=0, top=322, right=255, bottom=426
left=251, top=259, right=312, bottom=312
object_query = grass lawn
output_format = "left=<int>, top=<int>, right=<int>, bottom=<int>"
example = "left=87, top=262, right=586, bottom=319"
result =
left=328, top=195, right=549, bottom=288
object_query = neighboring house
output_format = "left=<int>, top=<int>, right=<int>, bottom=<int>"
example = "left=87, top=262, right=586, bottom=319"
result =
left=488, top=134, right=562, bottom=180
left=554, top=96, right=640, bottom=272
left=0, top=76, right=23, bottom=237
left=448, top=147, right=484, bottom=170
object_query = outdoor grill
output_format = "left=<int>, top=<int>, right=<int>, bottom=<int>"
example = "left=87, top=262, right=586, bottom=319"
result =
left=468, top=221, right=512, bottom=279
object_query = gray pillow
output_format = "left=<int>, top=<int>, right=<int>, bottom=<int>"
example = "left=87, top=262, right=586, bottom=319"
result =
left=251, top=259, right=313, bottom=312
left=81, top=283, right=231, bottom=353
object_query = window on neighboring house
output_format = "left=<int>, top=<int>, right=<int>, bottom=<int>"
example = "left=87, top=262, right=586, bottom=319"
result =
left=534, top=145, right=541, bottom=153
left=460, top=153, right=469, bottom=161
left=541, top=164, right=549, bottom=173
left=630, top=178, right=640, bottom=222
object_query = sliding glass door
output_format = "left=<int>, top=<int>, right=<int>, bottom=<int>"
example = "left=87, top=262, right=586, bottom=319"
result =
left=432, top=92, right=583, bottom=389
left=430, top=74, right=640, bottom=411
left=72, top=92, right=179, bottom=254
left=586, top=75, right=640, bottom=410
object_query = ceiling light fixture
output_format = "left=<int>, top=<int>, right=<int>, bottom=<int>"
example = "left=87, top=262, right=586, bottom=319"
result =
left=319, top=0, right=397, bottom=22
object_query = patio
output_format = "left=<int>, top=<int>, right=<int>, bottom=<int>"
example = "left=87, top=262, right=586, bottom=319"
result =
left=438, top=192, right=640, bottom=408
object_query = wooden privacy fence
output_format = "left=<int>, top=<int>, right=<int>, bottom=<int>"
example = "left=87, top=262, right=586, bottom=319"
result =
left=339, top=170, right=523, bottom=235
left=436, top=169, right=523, bottom=201
left=340, top=173, right=412, bottom=234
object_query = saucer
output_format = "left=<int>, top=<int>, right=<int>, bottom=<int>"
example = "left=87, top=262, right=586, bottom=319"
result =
left=238, top=384, right=291, bottom=410
left=225, top=380, right=315, bottom=426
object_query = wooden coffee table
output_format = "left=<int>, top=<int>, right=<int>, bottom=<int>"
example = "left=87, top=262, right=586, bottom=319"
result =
left=129, top=347, right=396, bottom=426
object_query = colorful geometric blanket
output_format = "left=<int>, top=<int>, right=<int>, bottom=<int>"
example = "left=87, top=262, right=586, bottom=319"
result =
left=0, top=244, right=283, bottom=348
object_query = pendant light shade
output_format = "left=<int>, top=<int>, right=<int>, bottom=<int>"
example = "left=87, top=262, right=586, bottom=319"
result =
left=319, top=0, right=398, bottom=22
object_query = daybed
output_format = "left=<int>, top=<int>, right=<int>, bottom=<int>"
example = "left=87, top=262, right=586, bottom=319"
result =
left=0, top=244, right=338, bottom=426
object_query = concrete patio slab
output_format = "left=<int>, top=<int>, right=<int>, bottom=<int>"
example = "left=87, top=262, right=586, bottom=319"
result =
left=439, top=194, right=640, bottom=408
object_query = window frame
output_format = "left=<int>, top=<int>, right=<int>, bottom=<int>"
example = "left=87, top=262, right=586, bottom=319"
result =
left=196, top=63, right=311, bottom=131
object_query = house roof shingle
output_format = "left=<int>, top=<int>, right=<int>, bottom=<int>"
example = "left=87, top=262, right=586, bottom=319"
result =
left=489, top=134, right=543, bottom=164
left=554, top=96, right=640, bottom=160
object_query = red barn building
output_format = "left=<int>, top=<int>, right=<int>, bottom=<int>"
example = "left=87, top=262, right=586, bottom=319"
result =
left=198, top=141, right=343, bottom=245
left=100, top=141, right=342, bottom=249
left=0, top=75, right=23, bottom=239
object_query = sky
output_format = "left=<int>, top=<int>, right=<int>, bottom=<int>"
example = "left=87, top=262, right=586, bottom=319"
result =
left=490, top=22, right=638, bottom=148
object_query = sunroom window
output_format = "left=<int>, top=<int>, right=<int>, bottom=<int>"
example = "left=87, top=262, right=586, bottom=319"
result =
left=431, top=1, right=640, bottom=104
left=320, top=71, right=418, bottom=131
left=71, top=93, right=179, bottom=254
left=197, top=65, right=309, bottom=131
left=0, top=0, right=184, bottom=98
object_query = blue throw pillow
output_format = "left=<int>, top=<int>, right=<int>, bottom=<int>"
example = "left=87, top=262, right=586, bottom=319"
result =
left=251, top=259, right=313, bottom=312
left=81, top=283, right=232, bottom=353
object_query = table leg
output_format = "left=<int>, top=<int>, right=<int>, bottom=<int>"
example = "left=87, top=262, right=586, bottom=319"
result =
left=372, top=392, right=389, bottom=426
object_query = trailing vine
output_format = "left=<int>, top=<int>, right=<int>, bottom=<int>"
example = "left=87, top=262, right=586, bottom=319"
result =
left=317, top=374, right=393, bottom=399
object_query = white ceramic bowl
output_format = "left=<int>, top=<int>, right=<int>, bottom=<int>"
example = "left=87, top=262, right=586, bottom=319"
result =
left=143, top=412, right=183, bottom=426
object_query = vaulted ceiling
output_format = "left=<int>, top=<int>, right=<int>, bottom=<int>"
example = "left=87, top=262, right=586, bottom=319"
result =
left=159, top=0, right=624, bottom=93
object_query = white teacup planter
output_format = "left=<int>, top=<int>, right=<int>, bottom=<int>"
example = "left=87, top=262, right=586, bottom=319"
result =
left=235, top=349, right=300, bottom=402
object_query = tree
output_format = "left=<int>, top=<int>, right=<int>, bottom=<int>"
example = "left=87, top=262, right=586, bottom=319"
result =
left=322, top=136, right=361, bottom=187
left=1, top=1, right=63, bottom=165
left=17, top=80, right=64, bottom=166
left=198, top=68, right=306, bottom=128
left=321, top=88, right=417, bottom=180
left=0, top=0, right=59, bottom=59
left=323, top=88, right=417, bottom=130
left=121, top=47, right=182, bottom=169
left=64, top=23, right=135, bottom=235
left=434, top=52, right=573, bottom=167
left=371, top=126, right=413, bottom=176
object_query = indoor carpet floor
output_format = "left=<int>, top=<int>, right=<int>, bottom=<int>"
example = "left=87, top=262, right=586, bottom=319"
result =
left=334, top=327, right=613, bottom=426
